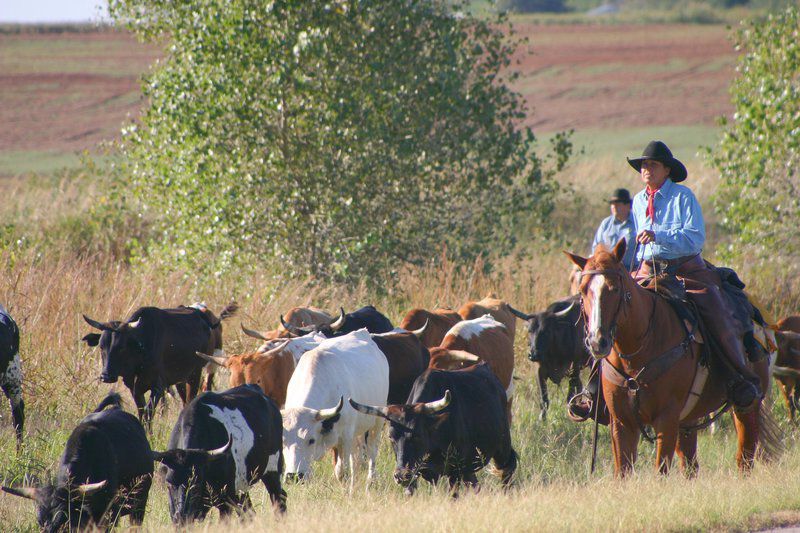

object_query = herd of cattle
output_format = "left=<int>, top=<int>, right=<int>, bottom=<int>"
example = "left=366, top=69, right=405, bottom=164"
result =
left=0, top=296, right=799, bottom=529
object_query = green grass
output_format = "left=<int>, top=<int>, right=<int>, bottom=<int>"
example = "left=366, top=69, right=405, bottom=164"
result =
left=0, top=151, right=85, bottom=177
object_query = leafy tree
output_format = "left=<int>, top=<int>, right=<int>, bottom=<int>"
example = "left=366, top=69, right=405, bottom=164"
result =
left=709, top=6, right=799, bottom=263
left=109, top=0, right=570, bottom=283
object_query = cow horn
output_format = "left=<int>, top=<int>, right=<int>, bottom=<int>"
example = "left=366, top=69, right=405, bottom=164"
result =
left=348, top=398, right=391, bottom=418
left=409, top=319, right=428, bottom=338
left=127, top=318, right=142, bottom=329
left=773, top=365, right=800, bottom=379
left=75, top=480, right=107, bottom=495
left=83, top=314, right=111, bottom=332
left=242, top=325, right=270, bottom=341
left=554, top=301, right=577, bottom=318
left=195, top=351, right=228, bottom=367
left=206, top=435, right=232, bottom=457
left=329, top=308, right=346, bottom=332
left=507, top=304, right=534, bottom=321
left=2, top=485, right=38, bottom=500
left=421, top=390, right=451, bottom=415
left=260, top=339, right=292, bottom=357
left=316, top=396, right=344, bottom=421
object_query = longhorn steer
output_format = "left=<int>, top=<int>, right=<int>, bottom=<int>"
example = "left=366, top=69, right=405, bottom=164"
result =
left=350, top=362, right=517, bottom=496
left=2, top=393, right=153, bottom=531
left=82, top=303, right=237, bottom=425
left=196, top=331, right=326, bottom=407
left=0, top=304, right=23, bottom=448
left=457, top=296, right=517, bottom=344
left=399, top=307, right=461, bottom=348
left=152, top=384, right=286, bottom=523
left=281, top=329, right=389, bottom=490
left=282, top=305, right=394, bottom=338
left=428, top=315, right=515, bottom=420
left=243, top=307, right=333, bottom=341
left=508, top=295, right=589, bottom=420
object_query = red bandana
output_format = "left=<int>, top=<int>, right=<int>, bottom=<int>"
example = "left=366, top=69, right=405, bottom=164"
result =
left=646, top=183, right=664, bottom=221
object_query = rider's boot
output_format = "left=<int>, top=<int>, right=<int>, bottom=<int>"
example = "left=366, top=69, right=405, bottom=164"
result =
left=714, top=325, right=762, bottom=410
left=567, top=367, right=609, bottom=425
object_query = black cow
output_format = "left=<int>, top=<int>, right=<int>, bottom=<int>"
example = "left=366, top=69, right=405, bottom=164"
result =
left=509, top=296, right=589, bottom=420
left=0, top=304, right=23, bottom=448
left=152, top=384, right=286, bottom=523
left=82, top=303, right=236, bottom=425
left=349, top=362, right=517, bottom=496
left=2, top=393, right=153, bottom=531
left=281, top=305, right=393, bottom=337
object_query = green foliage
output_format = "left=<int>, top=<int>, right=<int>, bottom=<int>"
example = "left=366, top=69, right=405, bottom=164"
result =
left=108, top=0, right=571, bottom=284
left=709, top=6, right=799, bottom=263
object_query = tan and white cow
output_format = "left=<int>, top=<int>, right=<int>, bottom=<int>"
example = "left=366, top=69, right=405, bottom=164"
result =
left=399, top=307, right=461, bottom=348
left=245, top=307, right=334, bottom=341
left=428, top=315, right=515, bottom=420
left=458, top=296, right=517, bottom=344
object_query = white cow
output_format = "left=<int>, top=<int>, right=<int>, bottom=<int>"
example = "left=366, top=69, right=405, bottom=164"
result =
left=281, top=328, right=389, bottom=490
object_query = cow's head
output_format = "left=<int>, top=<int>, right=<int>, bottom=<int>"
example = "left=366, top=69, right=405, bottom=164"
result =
left=82, top=315, right=147, bottom=383
left=526, top=299, right=579, bottom=382
left=281, top=398, right=344, bottom=481
left=280, top=308, right=346, bottom=338
left=349, top=391, right=451, bottom=495
left=197, top=340, right=295, bottom=406
left=151, top=438, right=231, bottom=524
left=2, top=479, right=108, bottom=532
left=427, top=349, right=481, bottom=371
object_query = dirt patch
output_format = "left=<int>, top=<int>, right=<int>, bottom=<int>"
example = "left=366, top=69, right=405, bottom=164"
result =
left=510, top=23, right=736, bottom=133
left=0, top=24, right=736, bottom=176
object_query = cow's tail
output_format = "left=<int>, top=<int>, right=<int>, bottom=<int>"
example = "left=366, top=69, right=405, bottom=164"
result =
left=94, top=392, right=123, bottom=413
left=219, top=301, right=239, bottom=321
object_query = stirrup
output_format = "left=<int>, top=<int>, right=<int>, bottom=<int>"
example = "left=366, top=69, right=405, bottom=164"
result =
left=567, top=391, right=594, bottom=423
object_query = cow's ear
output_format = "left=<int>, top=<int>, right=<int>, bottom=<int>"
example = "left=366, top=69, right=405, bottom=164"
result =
left=82, top=333, right=101, bottom=347
left=321, top=413, right=341, bottom=434
left=564, top=251, right=588, bottom=270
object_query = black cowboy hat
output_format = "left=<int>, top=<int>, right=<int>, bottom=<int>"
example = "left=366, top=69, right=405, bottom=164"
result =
left=626, top=140, right=687, bottom=183
left=608, top=188, right=632, bottom=204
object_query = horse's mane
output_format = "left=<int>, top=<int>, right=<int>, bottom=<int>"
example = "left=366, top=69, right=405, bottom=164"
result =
left=588, top=244, right=623, bottom=271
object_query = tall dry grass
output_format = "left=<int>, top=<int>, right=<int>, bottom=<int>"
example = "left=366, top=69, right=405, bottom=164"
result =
left=0, top=159, right=798, bottom=530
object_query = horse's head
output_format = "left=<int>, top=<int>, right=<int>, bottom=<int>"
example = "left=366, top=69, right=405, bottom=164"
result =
left=565, top=239, right=631, bottom=359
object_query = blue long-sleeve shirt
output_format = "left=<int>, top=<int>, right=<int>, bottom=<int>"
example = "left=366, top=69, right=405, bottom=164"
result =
left=591, top=213, right=637, bottom=269
left=632, top=178, right=705, bottom=263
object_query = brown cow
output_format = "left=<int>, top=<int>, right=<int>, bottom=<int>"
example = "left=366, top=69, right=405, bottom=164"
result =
left=429, top=315, right=515, bottom=420
left=777, top=315, right=800, bottom=332
left=370, top=331, right=430, bottom=404
left=196, top=332, right=325, bottom=407
left=244, top=307, right=333, bottom=341
left=399, top=308, right=461, bottom=348
left=773, top=327, right=800, bottom=421
left=458, top=296, right=517, bottom=344
left=189, top=302, right=238, bottom=392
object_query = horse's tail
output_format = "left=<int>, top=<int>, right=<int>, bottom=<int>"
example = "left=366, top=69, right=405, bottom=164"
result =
left=757, top=401, right=784, bottom=463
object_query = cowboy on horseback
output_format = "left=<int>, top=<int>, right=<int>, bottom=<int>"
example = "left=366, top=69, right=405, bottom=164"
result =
left=568, top=140, right=763, bottom=424
left=627, top=140, right=761, bottom=409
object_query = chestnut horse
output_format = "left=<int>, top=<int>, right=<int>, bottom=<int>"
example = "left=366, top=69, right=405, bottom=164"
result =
left=566, top=240, right=776, bottom=476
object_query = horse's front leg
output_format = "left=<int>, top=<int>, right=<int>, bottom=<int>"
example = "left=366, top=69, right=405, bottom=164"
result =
left=610, top=417, right=639, bottom=477
left=733, top=404, right=760, bottom=472
left=676, top=429, right=699, bottom=478
left=652, top=410, right=680, bottom=475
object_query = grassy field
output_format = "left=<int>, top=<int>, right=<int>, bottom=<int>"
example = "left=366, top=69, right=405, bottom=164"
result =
left=1, top=19, right=799, bottom=532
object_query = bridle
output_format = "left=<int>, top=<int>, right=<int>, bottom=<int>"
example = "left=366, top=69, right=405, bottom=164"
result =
left=579, top=267, right=656, bottom=359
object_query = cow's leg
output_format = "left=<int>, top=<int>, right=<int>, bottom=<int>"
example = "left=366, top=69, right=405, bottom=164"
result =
left=792, top=382, right=800, bottom=422
left=261, top=471, right=287, bottom=514
left=462, top=470, right=480, bottom=493
left=333, top=445, right=346, bottom=481
left=537, top=364, right=550, bottom=421
left=778, top=379, right=793, bottom=421
left=364, top=423, right=383, bottom=487
left=201, top=362, right=216, bottom=393
left=676, top=429, right=699, bottom=478
left=143, top=384, right=165, bottom=427
left=652, top=410, right=680, bottom=475
left=492, top=446, right=517, bottom=488
left=128, top=476, right=151, bottom=526
left=0, top=354, right=24, bottom=449
left=130, top=380, right=148, bottom=426
left=184, top=369, right=202, bottom=404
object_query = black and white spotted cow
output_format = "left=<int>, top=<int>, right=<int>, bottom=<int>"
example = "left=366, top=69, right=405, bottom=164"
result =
left=0, top=304, right=23, bottom=448
left=152, top=384, right=286, bottom=523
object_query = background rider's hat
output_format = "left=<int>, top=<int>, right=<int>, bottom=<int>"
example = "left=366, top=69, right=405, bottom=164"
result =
left=626, top=140, right=688, bottom=183
left=608, top=188, right=632, bottom=204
